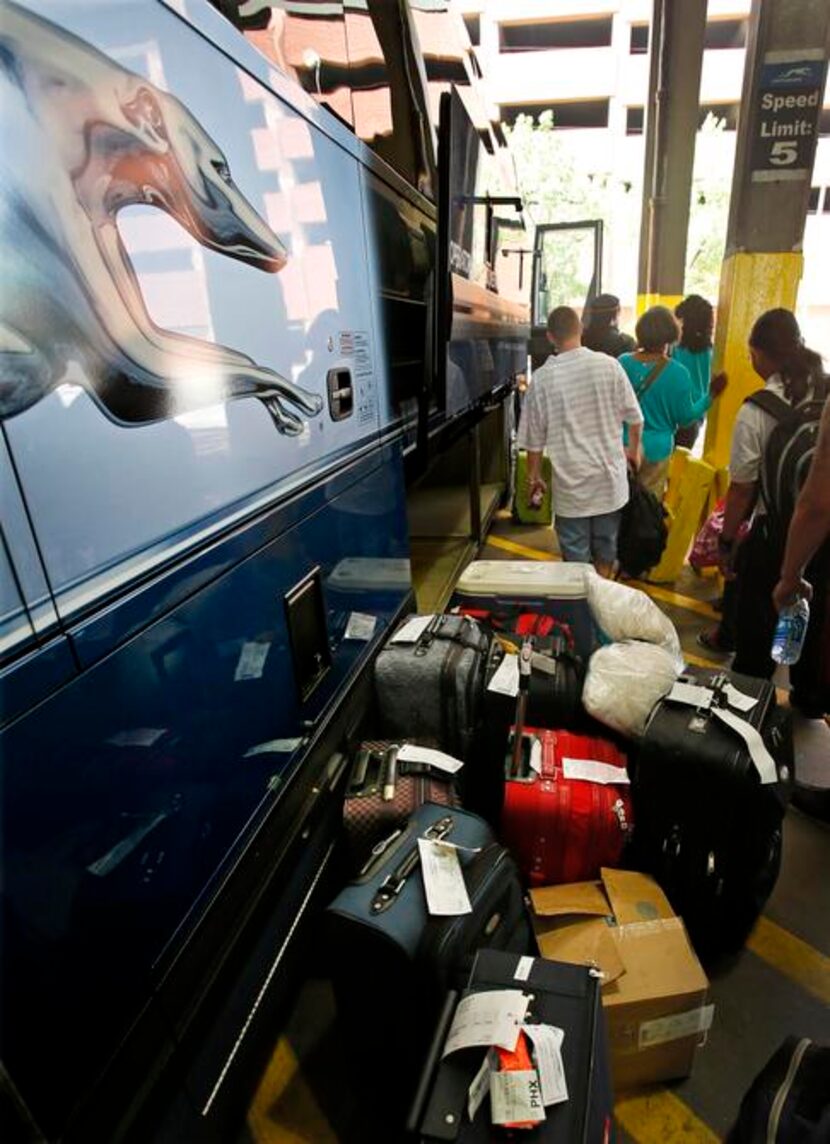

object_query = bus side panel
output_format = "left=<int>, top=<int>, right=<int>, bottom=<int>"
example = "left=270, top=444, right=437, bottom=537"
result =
left=0, top=448, right=410, bottom=1136
left=3, top=1, right=383, bottom=649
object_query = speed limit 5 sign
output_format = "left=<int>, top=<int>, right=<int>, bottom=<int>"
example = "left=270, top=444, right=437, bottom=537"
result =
left=750, top=52, right=827, bottom=183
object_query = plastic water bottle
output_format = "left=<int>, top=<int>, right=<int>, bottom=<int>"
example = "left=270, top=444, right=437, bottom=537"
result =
left=771, top=597, right=810, bottom=666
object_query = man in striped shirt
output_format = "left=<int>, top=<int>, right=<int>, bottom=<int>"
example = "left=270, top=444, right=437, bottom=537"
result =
left=518, top=306, right=644, bottom=576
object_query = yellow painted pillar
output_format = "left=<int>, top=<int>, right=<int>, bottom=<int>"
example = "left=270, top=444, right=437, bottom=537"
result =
left=702, top=251, right=803, bottom=471
left=635, top=293, right=684, bottom=317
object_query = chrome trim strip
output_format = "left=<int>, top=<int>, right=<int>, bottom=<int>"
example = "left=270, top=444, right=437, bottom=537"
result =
left=200, top=839, right=337, bottom=1116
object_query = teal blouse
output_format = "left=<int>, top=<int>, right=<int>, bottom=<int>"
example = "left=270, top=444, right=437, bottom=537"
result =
left=619, top=354, right=711, bottom=463
left=672, top=345, right=713, bottom=407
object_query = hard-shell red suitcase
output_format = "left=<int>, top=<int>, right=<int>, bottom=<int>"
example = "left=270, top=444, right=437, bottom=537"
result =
left=501, top=727, right=632, bottom=886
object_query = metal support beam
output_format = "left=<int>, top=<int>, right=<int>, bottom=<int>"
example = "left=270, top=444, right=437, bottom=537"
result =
left=704, top=0, right=830, bottom=469
left=637, top=0, right=708, bottom=312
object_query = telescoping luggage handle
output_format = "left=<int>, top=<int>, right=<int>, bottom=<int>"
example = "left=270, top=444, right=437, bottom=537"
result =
left=369, top=814, right=455, bottom=915
left=510, top=638, right=534, bottom=778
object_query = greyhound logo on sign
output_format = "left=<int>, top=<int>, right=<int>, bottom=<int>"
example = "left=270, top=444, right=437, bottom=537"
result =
left=0, top=3, right=323, bottom=435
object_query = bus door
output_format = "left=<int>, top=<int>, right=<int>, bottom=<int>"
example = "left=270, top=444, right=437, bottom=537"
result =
left=530, top=220, right=603, bottom=369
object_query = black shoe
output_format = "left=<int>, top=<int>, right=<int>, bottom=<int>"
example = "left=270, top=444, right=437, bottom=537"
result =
left=697, top=628, right=734, bottom=654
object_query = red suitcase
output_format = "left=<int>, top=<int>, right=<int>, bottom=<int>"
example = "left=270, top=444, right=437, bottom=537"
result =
left=501, top=727, right=632, bottom=886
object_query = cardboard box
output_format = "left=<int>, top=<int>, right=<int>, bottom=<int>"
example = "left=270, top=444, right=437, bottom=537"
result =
left=530, top=869, right=711, bottom=1091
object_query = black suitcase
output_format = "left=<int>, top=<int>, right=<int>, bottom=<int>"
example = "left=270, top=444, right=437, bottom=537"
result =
left=727, top=1036, right=830, bottom=1143
left=409, top=949, right=614, bottom=1143
left=375, top=615, right=495, bottom=816
left=631, top=666, right=793, bottom=959
left=374, top=614, right=492, bottom=760
left=326, top=803, right=536, bottom=1135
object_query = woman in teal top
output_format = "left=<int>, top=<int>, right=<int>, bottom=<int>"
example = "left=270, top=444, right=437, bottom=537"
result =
left=620, top=305, right=727, bottom=498
left=672, top=294, right=715, bottom=449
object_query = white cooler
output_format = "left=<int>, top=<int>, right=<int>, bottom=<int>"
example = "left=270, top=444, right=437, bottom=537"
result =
left=451, top=560, right=598, bottom=656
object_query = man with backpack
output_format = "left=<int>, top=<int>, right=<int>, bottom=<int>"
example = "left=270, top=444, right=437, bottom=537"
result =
left=718, top=309, right=828, bottom=717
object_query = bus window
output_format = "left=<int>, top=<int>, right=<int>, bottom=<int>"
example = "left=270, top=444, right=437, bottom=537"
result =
left=220, top=1, right=435, bottom=197
left=231, top=1, right=356, bottom=129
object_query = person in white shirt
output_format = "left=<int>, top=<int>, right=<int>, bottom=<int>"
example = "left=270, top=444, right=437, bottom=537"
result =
left=517, top=306, right=644, bottom=576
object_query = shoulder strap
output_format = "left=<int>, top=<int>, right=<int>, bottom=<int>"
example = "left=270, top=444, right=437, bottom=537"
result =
left=636, top=358, right=670, bottom=397
left=746, top=390, right=792, bottom=422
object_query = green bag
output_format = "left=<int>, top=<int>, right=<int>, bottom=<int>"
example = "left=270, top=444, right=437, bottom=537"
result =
left=513, top=450, right=553, bottom=525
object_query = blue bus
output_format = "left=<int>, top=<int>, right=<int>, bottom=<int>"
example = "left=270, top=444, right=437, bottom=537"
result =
left=0, top=1, right=531, bottom=1138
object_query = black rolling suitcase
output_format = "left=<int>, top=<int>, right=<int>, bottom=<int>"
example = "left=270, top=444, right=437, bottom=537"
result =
left=326, top=803, right=535, bottom=1135
left=374, top=615, right=495, bottom=816
left=409, top=949, right=614, bottom=1143
left=631, top=666, right=793, bottom=959
left=727, top=1036, right=830, bottom=1143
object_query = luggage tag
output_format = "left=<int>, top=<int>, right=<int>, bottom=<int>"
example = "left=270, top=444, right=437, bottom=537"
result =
left=522, top=1024, right=568, bottom=1107
left=491, top=1034, right=548, bottom=1121
left=397, top=743, right=465, bottom=775
left=418, top=837, right=472, bottom=915
left=442, top=990, right=530, bottom=1057
left=390, top=614, right=435, bottom=645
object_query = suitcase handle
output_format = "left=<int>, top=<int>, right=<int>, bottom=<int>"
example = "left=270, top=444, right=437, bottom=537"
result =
left=406, top=989, right=461, bottom=1136
left=370, top=815, right=455, bottom=914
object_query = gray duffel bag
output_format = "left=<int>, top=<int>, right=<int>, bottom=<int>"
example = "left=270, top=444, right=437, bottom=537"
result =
left=374, top=614, right=492, bottom=763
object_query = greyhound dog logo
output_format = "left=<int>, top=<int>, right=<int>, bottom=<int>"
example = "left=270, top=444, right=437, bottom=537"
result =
left=0, top=2, right=323, bottom=435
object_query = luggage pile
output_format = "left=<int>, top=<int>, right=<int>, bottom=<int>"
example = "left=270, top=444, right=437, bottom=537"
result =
left=324, top=560, right=794, bottom=1138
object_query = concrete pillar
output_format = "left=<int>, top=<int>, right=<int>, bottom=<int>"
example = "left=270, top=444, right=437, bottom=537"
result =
left=704, top=0, right=830, bottom=469
left=637, top=0, right=708, bottom=312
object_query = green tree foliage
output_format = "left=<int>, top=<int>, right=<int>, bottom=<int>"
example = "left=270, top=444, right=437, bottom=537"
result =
left=505, top=109, right=732, bottom=308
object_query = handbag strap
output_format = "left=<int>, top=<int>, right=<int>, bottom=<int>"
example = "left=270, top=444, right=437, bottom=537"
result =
left=636, top=357, right=670, bottom=398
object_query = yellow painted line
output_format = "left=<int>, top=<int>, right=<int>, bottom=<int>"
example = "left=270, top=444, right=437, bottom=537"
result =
left=682, top=650, right=725, bottom=671
left=246, top=1037, right=337, bottom=1143
left=486, top=535, right=720, bottom=620
left=747, top=916, right=830, bottom=1007
left=615, top=1089, right=719, bottom=1143
left=486, top=533, right=557, bottom=561
left=627, top=580, right=720, bottom=621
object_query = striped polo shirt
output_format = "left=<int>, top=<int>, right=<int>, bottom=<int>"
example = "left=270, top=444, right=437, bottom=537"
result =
left=517, top=347, right=643, bottom=518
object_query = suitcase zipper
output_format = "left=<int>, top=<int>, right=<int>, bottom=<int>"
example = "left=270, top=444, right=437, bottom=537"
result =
left=423, top=845, right=509, bottom=964
left=370, top=815, right=455, bottom=915
left=766, top=1038, right=811, bottom=1144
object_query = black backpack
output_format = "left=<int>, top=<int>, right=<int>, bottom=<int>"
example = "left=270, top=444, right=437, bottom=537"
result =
left=727, top=1036, right=830, bottom=1143
left=617, top=473, right=668, bottom=578
left=748, top=378, right=829, bottom=547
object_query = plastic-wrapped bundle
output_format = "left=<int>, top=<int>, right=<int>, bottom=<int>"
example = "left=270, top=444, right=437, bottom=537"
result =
left=583, top=640, right=679, bottom=738
left=586, top=571, right=684, bottom=671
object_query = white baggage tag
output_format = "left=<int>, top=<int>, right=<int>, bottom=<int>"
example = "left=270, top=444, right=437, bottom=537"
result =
left=562, top=758, right=630, bottom=786
left=344, top=611, right=377, bottom=641
left=723, top=683, right=758, bottom=712
left=712, top=708, right=778, bottom=785
left=529, top=738, right=543, bottom=775
left=234, top=640, right=270, bottom=681
left=489, top=1070, right=545, bottom=1126
left=488, top=653, right=520, bottom=697
left=418, top=838, right=472, bottom=916
left=522, top=1025, right=568, bottom=1106
left=442, top=990, right=530, bottom=1057
left=467, top=1051, right=493, bottom=1121
left=243, top=738, right=302, bottom=758
left=513, top=956, right=535, bottom=982
left=390, top=614, right=434, bottom=643
left=397, top=743, right=464, bottom=774
left=667, top=682, right=713, bottom=709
